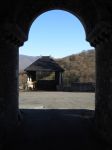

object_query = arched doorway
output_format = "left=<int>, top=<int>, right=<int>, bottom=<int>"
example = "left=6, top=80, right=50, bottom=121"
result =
left=19, top=10, right=95, bottom=110
left=17, top=1, right=112, bottom=144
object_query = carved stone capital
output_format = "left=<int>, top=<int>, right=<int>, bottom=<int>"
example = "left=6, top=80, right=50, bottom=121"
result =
left=87, top=22, right=112, bottom=47
left=0, top=23, right=27, bottom=47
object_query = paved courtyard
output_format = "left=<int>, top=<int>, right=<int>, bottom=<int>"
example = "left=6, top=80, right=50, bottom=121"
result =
left=19, top=91, right=95, bottom=110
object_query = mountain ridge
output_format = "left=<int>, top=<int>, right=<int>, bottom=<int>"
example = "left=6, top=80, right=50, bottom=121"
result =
left=19, top=55, right=39, bottom=72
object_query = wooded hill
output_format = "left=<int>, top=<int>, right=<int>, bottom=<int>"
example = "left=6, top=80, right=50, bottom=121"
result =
left=56, top=49, right=95, bottom=84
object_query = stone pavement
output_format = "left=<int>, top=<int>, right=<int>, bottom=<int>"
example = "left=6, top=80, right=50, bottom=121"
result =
left=19, top=92, right=95, bottom=110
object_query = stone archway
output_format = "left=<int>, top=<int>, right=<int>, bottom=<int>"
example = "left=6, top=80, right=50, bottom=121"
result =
left=0, top=0, right=112, bottom=147
left=17, top=0, right=97, bottom=40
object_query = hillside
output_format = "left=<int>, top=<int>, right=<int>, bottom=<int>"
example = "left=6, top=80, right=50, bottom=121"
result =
left=56, top=49, right=95, bottom=83
left=19, top=49, right=95, bottom=84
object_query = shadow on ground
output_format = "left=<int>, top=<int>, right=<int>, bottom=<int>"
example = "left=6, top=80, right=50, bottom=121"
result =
left=4, top=109, right=109, bottom=150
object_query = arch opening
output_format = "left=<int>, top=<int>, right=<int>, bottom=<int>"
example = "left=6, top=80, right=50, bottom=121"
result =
left=19, top=10, right=95, bottom=110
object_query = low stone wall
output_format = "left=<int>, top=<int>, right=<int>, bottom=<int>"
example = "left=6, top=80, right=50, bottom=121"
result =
left=71, top=82, right=95, bottom=92
left=57, top=82, right=95, bottom=92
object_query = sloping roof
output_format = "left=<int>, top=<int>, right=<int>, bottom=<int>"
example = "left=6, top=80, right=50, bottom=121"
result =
left=24, top=56, right=64, bottom=72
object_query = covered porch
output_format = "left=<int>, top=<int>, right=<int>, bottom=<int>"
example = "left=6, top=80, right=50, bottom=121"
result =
left=24, top=56, right=64, bottom=91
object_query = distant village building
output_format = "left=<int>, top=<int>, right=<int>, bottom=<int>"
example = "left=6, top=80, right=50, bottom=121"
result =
left=24, top=56, right=64, bottom=91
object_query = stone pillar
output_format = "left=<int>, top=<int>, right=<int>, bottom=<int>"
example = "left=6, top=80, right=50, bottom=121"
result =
left=0, top=23, right=27, bottom=147
left=87, top=22, right=112, bottom=143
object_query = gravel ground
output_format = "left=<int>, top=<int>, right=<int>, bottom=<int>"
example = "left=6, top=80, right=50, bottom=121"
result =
left=19, top=91, right=95, bottom=110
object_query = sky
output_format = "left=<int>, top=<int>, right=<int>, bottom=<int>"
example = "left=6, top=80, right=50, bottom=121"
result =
left=19, top=10, right=93, bottom=58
